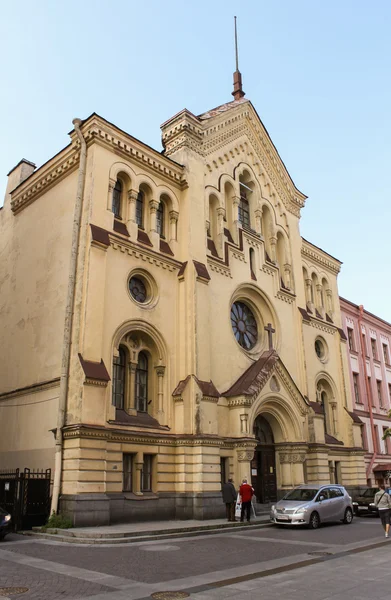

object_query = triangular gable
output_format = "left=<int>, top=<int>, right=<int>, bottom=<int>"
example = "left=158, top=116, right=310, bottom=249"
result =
left=223, top=350, right=310, bottom=416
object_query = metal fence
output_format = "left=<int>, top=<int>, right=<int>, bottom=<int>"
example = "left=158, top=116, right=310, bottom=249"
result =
left=0, top=468, right=51, bottom=530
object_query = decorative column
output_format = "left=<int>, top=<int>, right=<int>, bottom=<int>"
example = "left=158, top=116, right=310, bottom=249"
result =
left=270, top=236, right=277, bottom=262
left=169, top=210, right=179, bottom=242
left=216, top=207, right=225, bottom=256
left=134, top=452, right=143, bottom=495
left=316, top=284, right=323, bottom=312
left=107, top=178, right=115, bottom=211
left=240, top=414, right=248, bottom=434
left=330, top=400, right=338, bottom=436
left=254, top=208, right=262, bottom=235
left=284, top=263, right=292, bottom=289
left=232, top=196, right=240, bottom=244
left=127, top=361, right=138, bottom=414
left=236, top=447, right=255, bottom=484
left=326, top=288, right=333, bottom=317
left=155, top=365, right=165, bottom=415
left=127, top=189, right=139, bottom=239
left=149, top=199, right=159, bottom=232
left=279, top=452, right=293, bottom=488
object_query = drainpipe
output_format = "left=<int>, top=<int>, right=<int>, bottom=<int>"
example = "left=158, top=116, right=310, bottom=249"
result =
left=358, top=305, right=377, bottom=480
left=50, top=118, right=87, bottom=515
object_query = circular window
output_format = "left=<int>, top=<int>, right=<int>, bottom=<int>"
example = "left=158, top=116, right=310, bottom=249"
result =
left=315, top=337, right=328, bottom=363
left=231, top=301, right=258, bottom=350
left=129, top=276, right=147, bottom=303
left=127, top=270, right=158, bottom=308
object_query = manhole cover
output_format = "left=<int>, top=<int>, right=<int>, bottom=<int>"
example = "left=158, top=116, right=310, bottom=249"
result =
left=308, top=551, right=333, bottom=556
left=0, top=588, right=29, bottom=597
left=151, top=593, right=189, bottom=599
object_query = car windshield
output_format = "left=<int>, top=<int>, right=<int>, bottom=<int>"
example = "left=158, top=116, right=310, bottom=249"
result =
left=282, top=488, right=318, bottom=501
left=362, top=489, right=377, bottom=497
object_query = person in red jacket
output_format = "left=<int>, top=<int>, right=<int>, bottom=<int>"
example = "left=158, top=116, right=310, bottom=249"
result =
left=239, top=478, right=254, bottom=522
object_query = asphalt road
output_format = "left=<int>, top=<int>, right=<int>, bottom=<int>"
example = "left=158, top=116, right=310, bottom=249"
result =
left=0, top=515, right=388, bottom=600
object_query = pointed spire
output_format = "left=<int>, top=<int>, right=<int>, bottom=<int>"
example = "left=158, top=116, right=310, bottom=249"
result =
left=232, top=16, right=245, bottom=101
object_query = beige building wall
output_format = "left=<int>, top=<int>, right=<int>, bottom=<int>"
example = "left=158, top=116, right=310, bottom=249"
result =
left=0, top=99, right=366, bottom=525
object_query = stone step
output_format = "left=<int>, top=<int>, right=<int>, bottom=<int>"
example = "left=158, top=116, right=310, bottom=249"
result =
left=25, top=517, right=271, bottom=545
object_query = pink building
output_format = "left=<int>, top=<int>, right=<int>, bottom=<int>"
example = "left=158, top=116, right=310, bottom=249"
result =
left=340, top=298, right=391, bottom=485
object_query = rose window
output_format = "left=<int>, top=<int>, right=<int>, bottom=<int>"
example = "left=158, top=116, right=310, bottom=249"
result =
left=230, top=301, right=258, bottom=350
left=129, top=276, right=147, bottom=303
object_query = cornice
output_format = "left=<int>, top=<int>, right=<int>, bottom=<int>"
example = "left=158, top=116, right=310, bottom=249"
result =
left=0, top=377, right=60, bottom=400
left=305, top=318, right=337, bottom=336
left=76, top=116, right=187, bottom=190
left=301, top=240, right=341, bottom=275
left=10, top=145, right=80, bottom=214
left=110, top=237, right=182, bottom=272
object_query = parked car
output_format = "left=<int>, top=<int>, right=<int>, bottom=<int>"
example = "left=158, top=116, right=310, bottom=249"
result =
left=0, top=506, right=11, bottom=540
left=352, top=487, right=379, bottom=516
left=270, top=484, right=354, bottom=529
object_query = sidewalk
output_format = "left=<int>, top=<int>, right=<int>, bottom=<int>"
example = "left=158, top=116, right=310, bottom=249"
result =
left=26, top=514, right=271, bottom=544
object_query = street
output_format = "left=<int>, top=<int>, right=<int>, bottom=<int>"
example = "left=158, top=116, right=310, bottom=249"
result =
left=0, top=516, right=390, bottom=600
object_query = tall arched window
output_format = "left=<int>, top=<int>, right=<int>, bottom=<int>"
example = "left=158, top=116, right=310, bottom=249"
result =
left=135, top=352, right=148, bottom=412
left=112, top=179, right=122, bottom=218
left=156, top=201, right=164, bottom=238
left=136, top=191, right=144, bottom=228
left=238, top=187, right=250, bottom=228
left=112, top=346, right=126, bottom=409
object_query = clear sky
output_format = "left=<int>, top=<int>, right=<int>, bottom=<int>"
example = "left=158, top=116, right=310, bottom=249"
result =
left=1, top=0, right=390, bottom=320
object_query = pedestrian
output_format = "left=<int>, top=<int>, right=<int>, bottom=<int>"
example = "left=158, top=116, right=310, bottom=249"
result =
left=222, top=478, right=237, bottom=522
left=239, top=478, right=254, bottom=523
left=374, top=484, right=391, bottom=538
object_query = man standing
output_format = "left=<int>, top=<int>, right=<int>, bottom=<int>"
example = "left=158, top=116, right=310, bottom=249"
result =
left=222, top=478, right=237, bottom=522
left=239, top=478, right=254, bottom=523
left=374, top=484, right=391, bottom=537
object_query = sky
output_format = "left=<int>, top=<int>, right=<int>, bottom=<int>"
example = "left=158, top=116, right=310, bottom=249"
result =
left=1, top=0, right=390, bottom=320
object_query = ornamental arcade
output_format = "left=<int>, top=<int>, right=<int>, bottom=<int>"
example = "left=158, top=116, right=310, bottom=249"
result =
left=0, top=76, right=366, bottom=524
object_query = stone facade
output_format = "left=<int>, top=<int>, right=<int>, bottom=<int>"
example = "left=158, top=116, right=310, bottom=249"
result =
left=0, top=95, right=366, bottom=525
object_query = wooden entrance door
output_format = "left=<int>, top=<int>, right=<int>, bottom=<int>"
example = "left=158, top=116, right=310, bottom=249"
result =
left=251, top=446, right=277, bottom=503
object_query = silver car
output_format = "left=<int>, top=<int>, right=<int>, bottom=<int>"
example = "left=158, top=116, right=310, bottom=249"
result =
left=270, top=484, right=354, bottom=529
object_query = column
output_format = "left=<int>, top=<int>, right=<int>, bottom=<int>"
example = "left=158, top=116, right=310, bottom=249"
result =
left=270, top=236, right=277, bottom=262
left=316, top=284, right=323, bottom=313
left=127, top=189, right=139, bottom=239
left=216, top=207, right=225, bottom=256
left=254, top=208, right=262, bottom=235
left=107, top=178, right=115, bottom=211
left=169, top=210, right=179, bottom=242
left=155, top=365, right=165, bottom=415
left=326, top=288, right=333, bottom=317
left=240, top=414, right=248, bottom=434
left=284, top=263, right=292, bottom=289
left=134, top=451, right=143, bottom=495
left=232, top=196, right=240, bottom=244
left=127, top=361, right=138, bottom=414
left=330, top=401, right=338, bottom=436
left=149, top=199, right=159, bottom=232
left=236, top=447, right=255, bottom=484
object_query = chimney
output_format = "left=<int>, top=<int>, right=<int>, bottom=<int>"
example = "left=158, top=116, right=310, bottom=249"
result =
left=4, top=159, right=36, bottom=205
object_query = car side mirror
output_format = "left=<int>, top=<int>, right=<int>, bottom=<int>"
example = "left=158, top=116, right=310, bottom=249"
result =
left=319, top=495, right=325, bottom=502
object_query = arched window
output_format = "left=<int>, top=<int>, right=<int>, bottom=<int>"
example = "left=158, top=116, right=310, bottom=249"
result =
left=136, top=191, right=144, bottom=228
left=112, top=346, right=126, bottom=409
left=112, top=179, right=122, bottom=218
left=135, top=352, right=148, bottom=412
left=238, top=186, right=250, bottom=228
left=156, top=201, right=164, bottom=238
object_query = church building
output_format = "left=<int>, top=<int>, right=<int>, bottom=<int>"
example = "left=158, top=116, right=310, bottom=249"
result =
left=0, top=65, right=366, bottom=525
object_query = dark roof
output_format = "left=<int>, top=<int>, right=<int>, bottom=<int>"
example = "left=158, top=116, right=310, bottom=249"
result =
left=113, top=220, right=130, bottom=237
left=137, top=229, right=153, bottom=247
left=90, top=224, right=110, bottom=247
left=345, top=409, right=363, bottom=424
left=111, top=409, right=169, bottom=430
left=325, top=433, right=344, bottom=445
left=194, top=377, right=220, bottom=398
left=337, top=327, right=347, bottom=341
left=298, top=307, right=311, bottom=322
left=177, top=261, right=187, bottom=278
left=326, top=313, right=333, bottom=324
left=207, top=238, right=219, bottom=258
left=309, top=401, right=324, bottom=415
left=193, top=260, right=210, bottom=281
left=172, top=375, right=190, bottom=396
left=160, top=239, right=174, bottom=256
left=78, top=354, right=110, bottom=382
left=223, top=350, right=278, bottom=397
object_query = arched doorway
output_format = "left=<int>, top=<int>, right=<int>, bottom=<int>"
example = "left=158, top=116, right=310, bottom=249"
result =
left=251, top=415, right=277, bottom=503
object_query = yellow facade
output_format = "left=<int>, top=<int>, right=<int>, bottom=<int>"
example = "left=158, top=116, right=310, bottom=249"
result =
left=0, top=98, right=366, bottom=525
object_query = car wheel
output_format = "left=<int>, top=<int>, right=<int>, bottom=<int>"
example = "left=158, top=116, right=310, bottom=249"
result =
left=309, top=511, right=320, bottom=529
left=343, top=508, right=353, bottom=524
